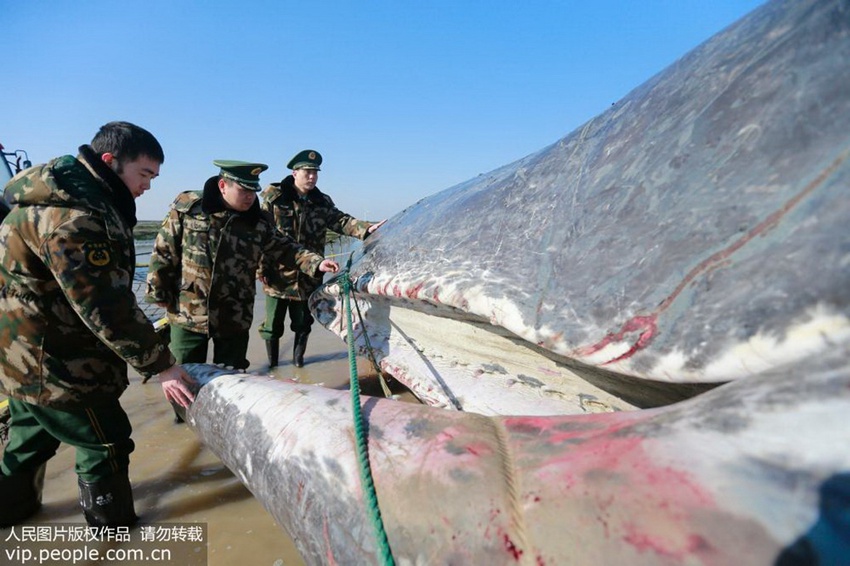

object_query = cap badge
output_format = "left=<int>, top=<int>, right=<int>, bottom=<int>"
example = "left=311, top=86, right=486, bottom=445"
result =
left=250, top=167, right=263, bottom=176
left=308, top=151, right=317, bottom=160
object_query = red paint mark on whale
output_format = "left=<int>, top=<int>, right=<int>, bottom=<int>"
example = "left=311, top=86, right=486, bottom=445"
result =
left=503, top=534, right=523, bottom=560
left=510, top=414, right=717, bottom=561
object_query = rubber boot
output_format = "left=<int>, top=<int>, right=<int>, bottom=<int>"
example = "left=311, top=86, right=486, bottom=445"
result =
left=0, top=463, right=46, bottom=527
left=266, top=339, right=280, bottom=368
left=78, top=473, right=139, bottom=527
left=293, top=333, right=309, bottom=367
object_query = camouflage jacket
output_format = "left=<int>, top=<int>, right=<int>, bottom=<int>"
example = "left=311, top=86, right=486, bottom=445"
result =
left=260, top=176, right=371, bottom=300
left=0, top=147, right=175, bottom=409
left=145, top=176, right=324, bottom=336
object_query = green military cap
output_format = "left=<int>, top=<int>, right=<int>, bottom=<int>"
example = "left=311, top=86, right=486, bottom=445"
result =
left=286, top=149, right=322, bottom=171
left=213, top=159, right=268, bottom=192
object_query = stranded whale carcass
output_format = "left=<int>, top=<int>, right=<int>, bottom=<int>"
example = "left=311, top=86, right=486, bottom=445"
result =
left=179, top=0, right=850, bottom=564
left=312, top=0, right=850, bottom=416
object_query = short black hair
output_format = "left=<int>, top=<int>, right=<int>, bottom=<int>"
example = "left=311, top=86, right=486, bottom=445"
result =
left=90, top=121, right=165, bottom=164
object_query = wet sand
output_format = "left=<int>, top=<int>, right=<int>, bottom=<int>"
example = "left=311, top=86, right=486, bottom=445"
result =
left=9, top=290, right=416, bottom=566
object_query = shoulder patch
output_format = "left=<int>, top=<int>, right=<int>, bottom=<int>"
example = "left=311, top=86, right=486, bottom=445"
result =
left=83, top=241, right=112, bottom=267
left=173, top=191, right=203, bottom=213
left=261, top=183, right=282, bottom=201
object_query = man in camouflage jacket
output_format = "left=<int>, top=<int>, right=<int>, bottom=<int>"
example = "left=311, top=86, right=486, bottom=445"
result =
left=146, top=160, right=338, bottom=373
left=259, top=149, right=385, bottom=367
left=0, top=122, right=194, bottom=528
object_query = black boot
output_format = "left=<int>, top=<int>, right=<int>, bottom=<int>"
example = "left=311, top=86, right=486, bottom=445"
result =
left=265, top=339, right=280, bottom=368
left=293, top=333, right=309, bottom=367
left=0, top=463, right=46, bottom=527
left=78, top=473, right=138, bottom=527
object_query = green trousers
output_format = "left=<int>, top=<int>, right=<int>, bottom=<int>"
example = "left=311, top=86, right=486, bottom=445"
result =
left=169, top=325, right=250, bottom=370
left=1, top=397, right=133, bottom=482
left=257, top=296, right=313, bottom=341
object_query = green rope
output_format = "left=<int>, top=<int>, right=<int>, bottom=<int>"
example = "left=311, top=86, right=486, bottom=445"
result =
left=342, top=265, right=395, bottom=565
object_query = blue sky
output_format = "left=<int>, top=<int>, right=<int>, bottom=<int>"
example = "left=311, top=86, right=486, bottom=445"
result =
left=2, top=1, right=764, bottom=222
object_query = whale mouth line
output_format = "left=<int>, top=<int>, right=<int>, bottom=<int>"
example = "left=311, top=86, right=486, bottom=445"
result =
left=575, top=315, right=659, bottom=366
